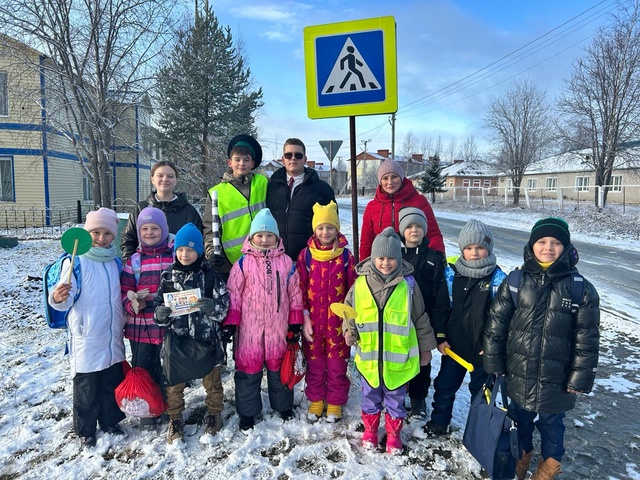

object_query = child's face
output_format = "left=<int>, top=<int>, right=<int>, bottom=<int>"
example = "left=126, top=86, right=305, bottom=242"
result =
left=140, top=223, right=163, bottom=246
left=315, top=224, right=338, bottom=246
left=151, top=166, right=177, bottom=195
left=89, top=228, right=114, bottom=248
left=374, top=256, right=398, bottom=275
left=252, top=232, right=277, bottom=249
left=380, top=173, right=402, bottom=195
left=227, top=154, right=254, bottom=177
left=403, top=224, right=425, bottom=246
left=462, top=244, right=489, bottom=261
left=532, top=236, right=564, bottom=263
left=176, top=246, right=198, bottom=266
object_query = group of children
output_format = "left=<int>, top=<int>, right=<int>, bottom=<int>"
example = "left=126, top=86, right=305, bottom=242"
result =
left=48, top=200, right=599, bottom=479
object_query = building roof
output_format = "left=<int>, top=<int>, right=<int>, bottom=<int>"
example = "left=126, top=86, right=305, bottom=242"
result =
left=441, top=160, right=495, bottom=177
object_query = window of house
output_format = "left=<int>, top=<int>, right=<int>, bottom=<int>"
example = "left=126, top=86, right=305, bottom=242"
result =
left=472, top=179, right=481, bottom=188
left=0, top=157, right=15, bottom=201
left=483, top=179, right=491, bottom=188
left=82, top=175, right=93, bottom=202
left=506, top=179, right=513, bottom=192
left=545, top=177, right=558, bottom=191
left=0, top=72, right=8, bottom=116
left=449, top=179, right=453, bottom=187
left=527, top=178, right=538, bottom=191
left=575, top=176, right=590, bottom=192
left=611, top=175, right=622, bottom=192
left=462, top=179, right=470, bottom=188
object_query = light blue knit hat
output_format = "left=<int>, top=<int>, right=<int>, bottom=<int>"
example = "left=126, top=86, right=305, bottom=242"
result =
left=249, top=208, right=279, bottom=238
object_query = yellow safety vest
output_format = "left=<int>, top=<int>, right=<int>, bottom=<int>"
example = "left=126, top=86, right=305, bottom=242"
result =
left=353, top=276, right=419, bottom=390
left=209, top=175, right=267, bottom=263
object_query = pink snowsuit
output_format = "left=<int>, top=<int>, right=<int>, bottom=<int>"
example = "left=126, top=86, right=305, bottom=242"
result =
left=296, top=232, right=357, bottom=406
left=225, top=237, right=304, bottom=374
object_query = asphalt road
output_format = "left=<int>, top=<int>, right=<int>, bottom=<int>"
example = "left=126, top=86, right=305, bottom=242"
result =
left=437, top=217, right=640, bottom=321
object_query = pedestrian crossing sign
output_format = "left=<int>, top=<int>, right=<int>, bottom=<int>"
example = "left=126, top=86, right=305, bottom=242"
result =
left=304, top=16, right=397, bottom=119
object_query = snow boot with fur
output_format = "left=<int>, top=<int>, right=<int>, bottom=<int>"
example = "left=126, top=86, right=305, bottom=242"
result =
left=385, top=413, right=404, bottom=455
left=307, top=400, right=324, bottom=422
left=326, top=404, right=342, bottom=423
left=361, top=411, right=381, bottom=449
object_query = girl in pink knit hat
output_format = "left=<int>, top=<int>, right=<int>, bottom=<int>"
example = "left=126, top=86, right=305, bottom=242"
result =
left=48, top=208, right=127, bottom=448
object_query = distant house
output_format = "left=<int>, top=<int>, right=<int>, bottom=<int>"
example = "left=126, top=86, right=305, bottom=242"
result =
left=498, top=149, right=640, bottom=203
left=441, top=159, right=498, bottom=192
left=0, top=35, right=157, bottom=226
left=347, top=149, right=429, bottom=191
left=259, top=158, right=345, bottom=192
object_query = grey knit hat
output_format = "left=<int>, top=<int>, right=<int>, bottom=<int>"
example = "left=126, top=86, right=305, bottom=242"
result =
left=398, top=207, right=427, bottom=237
left=458, top=219, right=493, bottom=254
left=371, top=226, right=403, bottom=264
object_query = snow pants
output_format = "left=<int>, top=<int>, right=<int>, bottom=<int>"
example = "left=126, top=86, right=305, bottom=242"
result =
left=73, top=362, right=126, bottom=438
left=360, top=374, right=407, bottom=419
left=234, top=368, right=292, bottom=418
left=165, top=366, right=223, bottom=420
left=509, top=401, right=566, bottom=462
left=407, top=363, right=432, bottom=401
left=303, top=332, right=350, bottom=406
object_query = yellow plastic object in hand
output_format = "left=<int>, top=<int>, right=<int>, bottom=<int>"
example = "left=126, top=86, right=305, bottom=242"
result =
left=444, top=347, right=474, bottom=372
left=330, top=302, right=357, bottom=319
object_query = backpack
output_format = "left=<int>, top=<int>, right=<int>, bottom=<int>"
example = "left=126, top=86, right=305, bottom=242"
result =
left=237, top=254, right=297, bottom=280
left=43, top=254, right=123, bottom=329
left=303, top=247, right=350, bottom=271
left=507, top=269, right=585, bottom=313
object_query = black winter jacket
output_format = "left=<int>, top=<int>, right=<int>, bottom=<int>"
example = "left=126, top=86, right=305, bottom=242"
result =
left=400, top=237, right=450, bottom=332
left=483, top=243, right=600, bottom=413
left=266, top=167, right=335, bottom=261
left=121, top=192, right=203, bottom=261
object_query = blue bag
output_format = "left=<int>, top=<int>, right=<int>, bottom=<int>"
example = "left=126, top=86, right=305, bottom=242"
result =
left=43, top=254, right=82, bottom=329
left=462, top=374, right=520, bottom=480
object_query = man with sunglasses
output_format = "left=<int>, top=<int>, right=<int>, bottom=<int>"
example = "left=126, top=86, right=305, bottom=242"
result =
left=266, top=138, right=336, bottom=261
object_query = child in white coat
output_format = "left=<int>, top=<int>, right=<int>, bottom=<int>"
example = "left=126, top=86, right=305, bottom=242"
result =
left=49, top=208, right=127, bottom=448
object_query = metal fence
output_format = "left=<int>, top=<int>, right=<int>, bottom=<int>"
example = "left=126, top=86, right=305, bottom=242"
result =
left=438, top=184, right=640, bottom=213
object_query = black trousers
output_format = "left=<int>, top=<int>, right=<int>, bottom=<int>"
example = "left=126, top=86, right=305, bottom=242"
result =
left=407, top=363, right=432, bottom=400
left=129, top=340, right=163, bottom=389
left=73, top=362, right=126, bottom=437
left=234, top=368, right=293, bottom=418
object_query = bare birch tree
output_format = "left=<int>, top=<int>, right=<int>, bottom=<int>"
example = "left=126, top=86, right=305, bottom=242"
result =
left=557, top=0, right=640, bottom=207
left=484, top=79, right=555, bottom=205
left=458, top=135, right=480, bottom=162
left=0, top=0, right=182, bottom=208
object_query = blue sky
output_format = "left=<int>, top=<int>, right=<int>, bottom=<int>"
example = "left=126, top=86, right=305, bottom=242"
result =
left=212, top=0, right=618, bottom=164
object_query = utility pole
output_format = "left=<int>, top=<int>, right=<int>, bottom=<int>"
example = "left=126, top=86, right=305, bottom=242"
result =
left=389, top=113, right=396, bottom=159
left=361, top=138, right=371, bottom=194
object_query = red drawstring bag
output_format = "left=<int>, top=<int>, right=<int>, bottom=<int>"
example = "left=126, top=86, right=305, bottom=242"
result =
left=115, top=364, right=167, bottom=418
left=281, top=336, right=306, bottom=390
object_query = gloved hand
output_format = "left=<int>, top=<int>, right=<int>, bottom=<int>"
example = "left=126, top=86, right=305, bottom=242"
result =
left=344, top=329, right=359, bottom=346
left=221, top=325, right=236, bottom=344
left=212, top=255, right=225, bottom=268
left=195, top=297, right=214, bottom=314
left=287, top=324, right=302, bottom=343
left=154, top=306, right=173, bottom=324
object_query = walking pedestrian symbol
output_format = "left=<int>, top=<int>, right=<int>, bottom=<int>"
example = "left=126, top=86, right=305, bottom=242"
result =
left=321, top=37, right=381, bottom=95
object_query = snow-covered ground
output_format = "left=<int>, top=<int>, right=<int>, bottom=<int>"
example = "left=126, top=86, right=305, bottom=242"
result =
left=0, top=199, right=639, bottom=479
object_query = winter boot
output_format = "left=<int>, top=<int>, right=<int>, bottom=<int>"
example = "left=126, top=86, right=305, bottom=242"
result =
left=203, top=413, right=223, bottom=436
left=409, top=397, right=427, bottom=420
left=361, top=411, right=381, bottom=449
left=516, top=449, right=534, bottom=480
left=280, top=409, right=294, bottom=421
left=326, top=404, right=342, bottom=423
left=239, top=415, right=254, bottom=434
left=531, top=457, right=562, bottom=480
left=167, top=418, right=185, bottom=445
left=423, top=419, right=448, bottom=437
left=385, top=413, right=404, bottom=455
left=308, top=401, right=325, bottom=422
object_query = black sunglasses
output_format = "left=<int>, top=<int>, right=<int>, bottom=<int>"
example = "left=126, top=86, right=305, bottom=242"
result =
left=283, top=152, right=304, bottom=160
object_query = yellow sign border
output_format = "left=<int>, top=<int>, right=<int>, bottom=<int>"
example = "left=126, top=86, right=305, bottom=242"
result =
left=304, top=16, right=397, bottom=119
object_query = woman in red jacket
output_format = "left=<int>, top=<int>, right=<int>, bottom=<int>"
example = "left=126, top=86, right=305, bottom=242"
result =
left=359, top=159, right=445, bottom=260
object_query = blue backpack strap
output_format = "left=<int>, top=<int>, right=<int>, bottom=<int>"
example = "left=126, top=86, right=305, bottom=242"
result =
left=129, top=253, right=140, bottom=282
left=569, top=273, right=585, bottom=313
left=507, top=269, right=524, bottom=306
left=490, top=266, right=507, bottom=298
left=444, top=265, right=455, bottom=307
left=305, top=248, right=312, bottom=270
left=238, top=255, right=244, bottom=273
left=288, top=263, right=296, bottom=280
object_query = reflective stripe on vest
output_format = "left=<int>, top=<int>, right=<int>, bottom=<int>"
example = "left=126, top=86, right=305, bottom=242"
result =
left=209, top=175, right=267, bottom=263
left=353, top=276, right=419, bottom=390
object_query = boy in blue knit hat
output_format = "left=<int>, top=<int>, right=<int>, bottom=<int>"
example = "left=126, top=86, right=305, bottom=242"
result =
left=153, top=223, right=229, bottom=445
